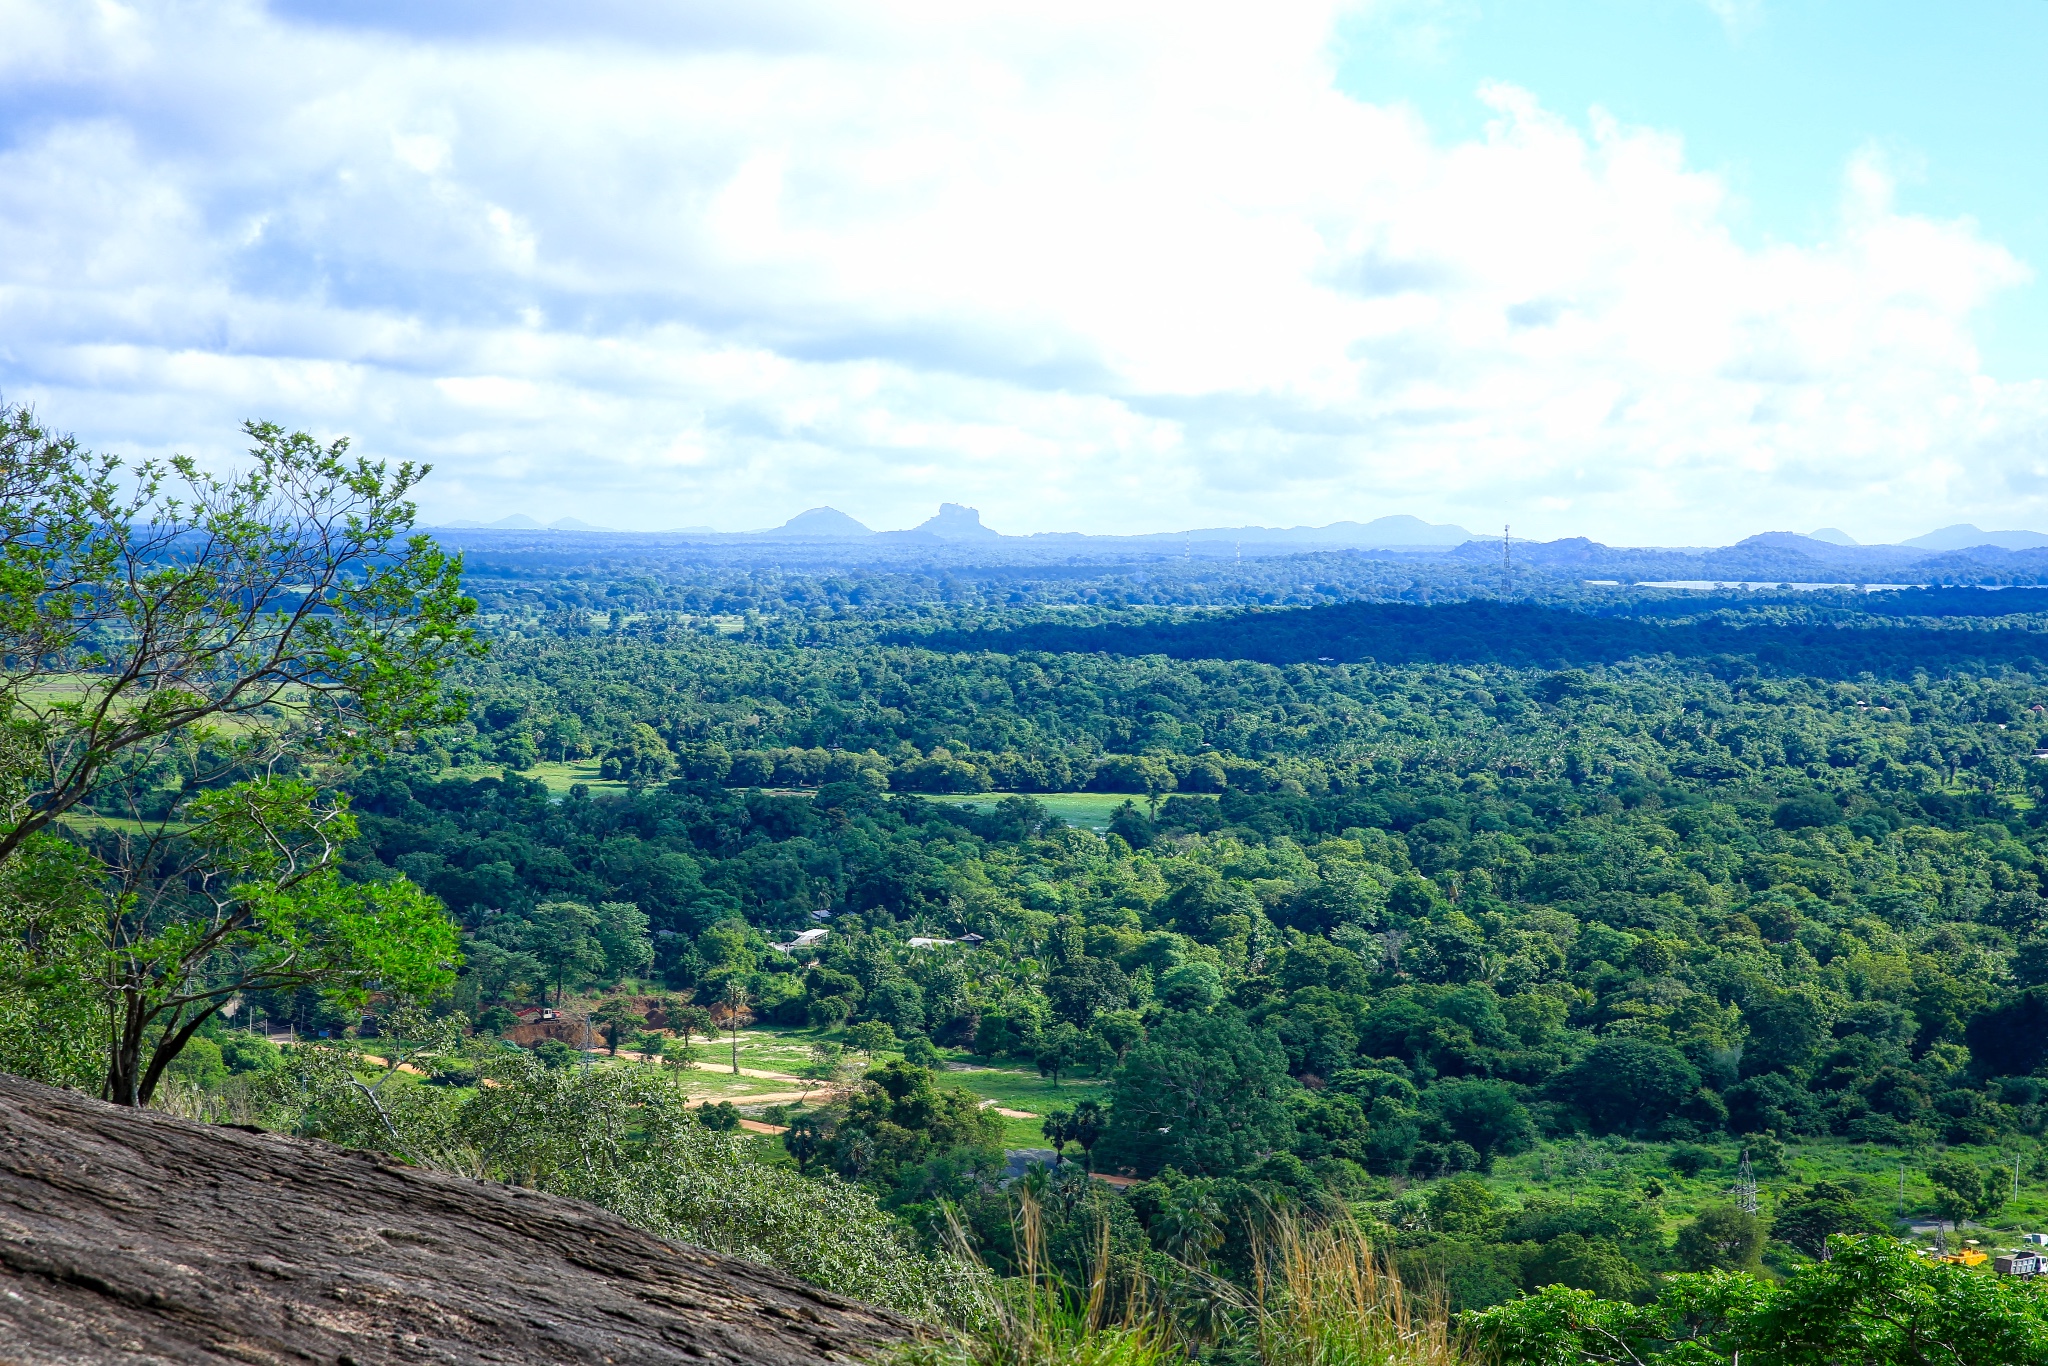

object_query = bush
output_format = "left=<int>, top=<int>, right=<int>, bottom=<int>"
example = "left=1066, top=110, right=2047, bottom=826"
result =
left=219, top=1033, right=283, bottom=1075
left=1667, top=1143, right=1714, bottom=1177
left=268, top=1045, right=988, bottom=1325
left=531, top=1039, right=580, bottom=1069
left=474, top=1005, right=520, bottom=1035
left=167, top=1037, right=227, bottom=1088
left=1674, top=1205, right=1765, bottom=1272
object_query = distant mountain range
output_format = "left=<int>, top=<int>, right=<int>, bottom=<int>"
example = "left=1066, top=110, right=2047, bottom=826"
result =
left=1900, top=524, right=2048, bottom=551
left=429, top=506, right=1477, bottom=547
left=424, top=510, right=2048, bottom=558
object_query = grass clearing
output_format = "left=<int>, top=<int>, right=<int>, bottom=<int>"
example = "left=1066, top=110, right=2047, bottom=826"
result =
left=912, top=791, right=1215, bottom=832
left=936, top=1056, right=1110, bottom=1145
left=564, top=1020, right=1110, bottom=1146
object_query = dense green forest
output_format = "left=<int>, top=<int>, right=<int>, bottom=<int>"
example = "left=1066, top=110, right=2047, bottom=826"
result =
left=21, top=449, right=2048, bottom=1357
left=237, top=572, right=2048, bottom=1325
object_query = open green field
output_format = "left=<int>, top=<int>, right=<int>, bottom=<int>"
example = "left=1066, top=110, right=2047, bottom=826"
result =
left=522, top=759, right=628, bottom=796
left=935, top=1058, right=1109, bottom=1145
left=913, top=791, right=1215, bottom=831
left=560, top=1020, right=1106, bottom=1147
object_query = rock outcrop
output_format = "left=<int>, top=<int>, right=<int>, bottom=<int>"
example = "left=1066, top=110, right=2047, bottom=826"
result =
left=0, top=1073, right=909, bottom=1364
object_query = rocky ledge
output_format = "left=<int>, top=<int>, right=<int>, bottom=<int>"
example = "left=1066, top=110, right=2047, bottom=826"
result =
left=0, top=1073, right=909, bottom=1364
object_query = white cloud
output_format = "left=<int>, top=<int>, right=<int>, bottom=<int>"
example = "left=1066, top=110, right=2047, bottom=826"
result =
left=0, top=0, right=2039, bottom=542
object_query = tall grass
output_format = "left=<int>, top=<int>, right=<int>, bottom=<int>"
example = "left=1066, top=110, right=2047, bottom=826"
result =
left=905, top=1201, right=1469, bottom=1366
left=1253, top=1216, right=1465, bottom=1366
left=900, top=1196, right=1185, bottom=1366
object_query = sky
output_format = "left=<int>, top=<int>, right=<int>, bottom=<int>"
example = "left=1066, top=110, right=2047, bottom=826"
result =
left=3, top=1, right=2047, bottom=544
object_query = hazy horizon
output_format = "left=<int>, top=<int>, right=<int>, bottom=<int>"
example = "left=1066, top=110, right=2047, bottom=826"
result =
left=421, top=505, right=2048, bottom=553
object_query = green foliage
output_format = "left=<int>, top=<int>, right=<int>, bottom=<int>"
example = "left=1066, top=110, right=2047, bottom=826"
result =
left=1566, top=1040, right=1702, bottom=1137
left=1097, top=1011, right=1295, bottom=1178
left=0, top=408, right=478, bottom=866
left=850, top=1020, right=900, bottom=1057
left=1667, top=1144, right=1714, bottom=1178
left=87, top=778, right=460, bottom=1104
left=0, top=409, right=478, bottom=1102
left=1927, top=1156, right=2007, bottom=1226
left=1477, top=1237, right=2048, bottom=1365
left=1772, top=1182, right=1887, bottom=1259
left=267, top=1034, right=987, bottom=1323
left=0, top=831, right=103, bottom=1087
left=1673, top=1206, right=1766, bottom=1273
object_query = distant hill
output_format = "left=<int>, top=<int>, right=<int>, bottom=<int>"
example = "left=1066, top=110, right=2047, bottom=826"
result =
left=1903, top=524, right=2048, bottom=551
left=1808, top=527, right=1857, bottom=545
left=775, top=506, right=874, bottom=537
left=895, top=503, right=1001, bottom=539
left=1161, top=514, right=1474, bottom=547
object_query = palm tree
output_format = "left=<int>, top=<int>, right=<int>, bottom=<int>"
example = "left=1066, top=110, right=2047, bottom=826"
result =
left=1041, top=1106, right=1075, bottom=1166
left=1158, top=1181, right=1226, bottom=1264
left=1070, top=1099, right=1106, bottom=1173
left=721, top=978, right=752, bottom=1076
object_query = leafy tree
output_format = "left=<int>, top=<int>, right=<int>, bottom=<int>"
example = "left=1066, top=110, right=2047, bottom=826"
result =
left=661, top=1037, right=699, bottom=1082
left=0, top=409, right=476, bottom=868
left=1097, top=1010, right=1296, bottom=1177
left=1748, top=1235, right=2048, bottom=1366
left=1526, top=1234, right=1652, bottom=1302
left=95, top=780, right=457, bottom=1105
left=1035, top=1021, right=1085, bottom=1086
left=591, top=901, right=653, bottom=984
left=1743, top=990, right=1829, bottom=1076
left=847, top=1020, right=897, bottom=1060
left=1041, top=1106, right=1075, bottom=1165
left=601, top=723, right=676, bottom=790
left=592, top=998, right=638, bottom=1056
left=1069, top=1099, right=1107, bottom=1172
left=784, top=1110, right=828, bottom=1174
left=1566, top=1038, right=1702, bottom=1135
left=1774, top=1182, right=1887, bottom=1259
left=669, top=1004, right=714, bottom=1050
left=1669, top=1143, right=1715, bottom=1177
left=0, top=411, right=477, bottom=1102
left=1092, top=1009, right=1146, bottom=1063
left=524, top=901, right=603, bottom=1005
left=1143, top=1173, right=1226, bottom=1264
left=1425, top=1078, right=1535, bottom=1168
left=1928, top=1156, right=2006, bottom=1229
left=474, top=1005, right=519, bottom=1035
left=1675, top=1205, right=1766, bottom=1272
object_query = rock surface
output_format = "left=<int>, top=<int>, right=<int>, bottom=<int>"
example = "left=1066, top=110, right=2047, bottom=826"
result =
left=0, top=1073, right=909, bottom=1364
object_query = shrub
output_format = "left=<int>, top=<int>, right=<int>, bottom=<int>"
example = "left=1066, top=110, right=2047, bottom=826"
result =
left=1667, top=1143, right=1714, bottom=1177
